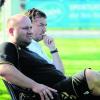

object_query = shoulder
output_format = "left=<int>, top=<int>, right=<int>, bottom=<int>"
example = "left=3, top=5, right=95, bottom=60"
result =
left=0, top=42, right=15, bottom=48
left=0, top=42, right=15, bottom=47
left=0, top=42, right=18, bottom=67
left=0, top=42, right=17, bottom=53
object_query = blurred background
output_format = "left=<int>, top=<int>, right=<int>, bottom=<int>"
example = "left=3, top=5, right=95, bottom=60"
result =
left=0, top=0, right=100, bottom=99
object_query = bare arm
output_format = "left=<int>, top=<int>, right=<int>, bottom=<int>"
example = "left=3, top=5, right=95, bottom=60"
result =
left=43, top=35, right=64, bottom=73
left=0, top=63, right=57, bottom=100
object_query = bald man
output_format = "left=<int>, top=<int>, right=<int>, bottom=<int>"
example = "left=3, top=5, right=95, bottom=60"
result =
left=0, top=14, right=57, bottom=100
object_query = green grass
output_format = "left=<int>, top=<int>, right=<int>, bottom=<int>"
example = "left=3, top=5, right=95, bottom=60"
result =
left=0, top=38, right=100, bottom=99
left=0, top=80, right=11, bottom=100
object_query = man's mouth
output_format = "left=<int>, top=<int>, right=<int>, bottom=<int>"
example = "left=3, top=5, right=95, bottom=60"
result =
left=42, top=34, right=46, bottom=38
left=27, top=35, right=32, bottom=39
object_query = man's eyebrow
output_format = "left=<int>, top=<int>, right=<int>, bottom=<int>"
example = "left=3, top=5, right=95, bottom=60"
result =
left=21, top=26, right=32, bottom=29
left=40, top=23, right=47, bottom=26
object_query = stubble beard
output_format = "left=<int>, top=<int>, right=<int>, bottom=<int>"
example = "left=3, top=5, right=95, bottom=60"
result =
left=16, top=39, right=31, bottom=48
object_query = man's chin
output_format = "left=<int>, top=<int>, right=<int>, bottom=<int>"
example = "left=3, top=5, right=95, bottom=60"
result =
left=34, top=39, right=41, bottom=42
left=38, top=38, right=43, bottom=42
left=25, top=42, right=31, bottom=47
left=18, top=42, right=31, bottom=48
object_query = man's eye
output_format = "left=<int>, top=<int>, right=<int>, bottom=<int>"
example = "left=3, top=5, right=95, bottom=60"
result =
left=23, top=27, right=29, bottom=29
left=22, top=27, right=32, bottom=30
left=39, top=25, right=43, bottom=27
left=39, top=24, right=46, bottom=27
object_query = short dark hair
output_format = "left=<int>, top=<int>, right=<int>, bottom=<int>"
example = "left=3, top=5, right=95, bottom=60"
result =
left=25, top=8, right=47, bottom=22
left=0, top=0, right=5, bottom=7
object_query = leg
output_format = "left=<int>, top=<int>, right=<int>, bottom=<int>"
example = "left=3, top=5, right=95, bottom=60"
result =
left=72, top=69, right=90, bottom=97
left=72, top=68, right=100, bottom=97
left=54, top=71, right=89, bottom=98
left=85, top=69, right=100, bottom=96
left=53, top=69, right=100, bottom=99
left=53, top=77, right=77, bottom=99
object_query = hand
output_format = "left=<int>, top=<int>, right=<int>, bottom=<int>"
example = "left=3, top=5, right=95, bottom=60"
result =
left=32, top=83, right=57, bottom=100
left=43, top=35, right=56, bottom=51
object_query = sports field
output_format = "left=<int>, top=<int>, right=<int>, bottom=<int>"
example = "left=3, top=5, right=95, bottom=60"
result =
left=0, top=38, right=100, bottom=99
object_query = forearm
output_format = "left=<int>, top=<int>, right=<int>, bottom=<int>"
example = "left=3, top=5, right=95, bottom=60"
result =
left=43, top=35, right=64, bottom=73
left=48, top=45, right=64, bottom=73
left=51, top=52, right=64, bottom=73
left=0, top=64, right=38, bottom=89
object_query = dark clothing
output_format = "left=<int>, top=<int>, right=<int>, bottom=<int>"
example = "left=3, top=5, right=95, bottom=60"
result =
left=0, top=42, right=91, bottom=99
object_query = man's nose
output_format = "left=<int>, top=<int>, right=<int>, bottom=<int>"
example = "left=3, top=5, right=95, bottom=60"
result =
left=43, top=26, right=46, bottom=33
left=28, top=27, right=32, bottom=33
left=27, top=29, right=32, bottom=35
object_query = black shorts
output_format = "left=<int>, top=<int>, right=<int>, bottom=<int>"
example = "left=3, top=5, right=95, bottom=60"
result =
left=53, top=69, right=90, bottom=98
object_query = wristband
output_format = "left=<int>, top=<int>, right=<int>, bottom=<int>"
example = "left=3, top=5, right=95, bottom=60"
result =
left=50, top=48, right=58, bottom=54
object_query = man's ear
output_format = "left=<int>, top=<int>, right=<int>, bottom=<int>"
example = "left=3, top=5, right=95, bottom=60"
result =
left=9, top=28, right=14, bottom=35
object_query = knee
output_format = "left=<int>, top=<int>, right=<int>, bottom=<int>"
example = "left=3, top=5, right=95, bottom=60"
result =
left=85, top=69, right=99, bottom=91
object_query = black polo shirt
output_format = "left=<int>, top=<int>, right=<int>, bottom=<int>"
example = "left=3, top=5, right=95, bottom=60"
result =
left=0, top=42, right=66, bottom=87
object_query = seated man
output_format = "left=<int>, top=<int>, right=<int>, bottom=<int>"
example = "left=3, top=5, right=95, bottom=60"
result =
left=0, top=14, right=100, bottom=100
left=25, top=8, right=64, bottom=73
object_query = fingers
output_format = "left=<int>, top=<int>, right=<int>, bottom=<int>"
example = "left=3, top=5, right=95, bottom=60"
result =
left=43, top=35, right=56, bottom=50
left=48, top=87, right=57, bottom=92
left=42, top=90, right=51, bottom=100
left=39, top=89, right=53, bottom=100
left=32, top=83, right=57, bottom=100
left=43, top=87, right=57, bottom=100
left=40, top=86, right=57, bottom=100
left=39, top=92, right=45, bottom=100
left=45, top=89, right=54, bottom=99
left=44, top=36, right=53, bottom=45
left=41, top=88, right=56, bottom=100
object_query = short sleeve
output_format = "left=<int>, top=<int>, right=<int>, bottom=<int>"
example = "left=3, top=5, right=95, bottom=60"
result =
left=0, top=42, right=18, bottom=67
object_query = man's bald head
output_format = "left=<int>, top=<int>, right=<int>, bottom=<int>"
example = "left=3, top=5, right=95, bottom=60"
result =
left=7, top=14, right=33, bottom=47
left=7, top=14, right=31, bottom=28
